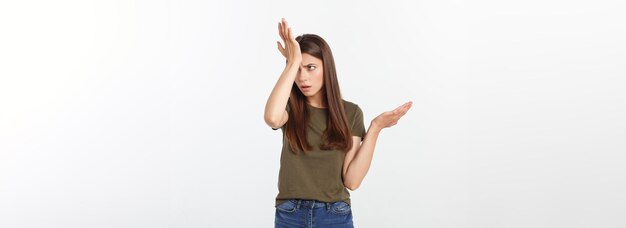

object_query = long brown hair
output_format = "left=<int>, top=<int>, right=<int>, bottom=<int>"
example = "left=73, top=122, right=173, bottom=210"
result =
left=284, top=34, right=353, bottom=154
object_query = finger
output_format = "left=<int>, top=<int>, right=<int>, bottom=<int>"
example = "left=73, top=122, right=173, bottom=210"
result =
left=404, top=102, right=413, bottom=112
left=279, top=20, right=286, bottom=40
left=287, top=29, right=295, bottom=47
left=399, top=105, right=411, bottom=116
left=277, top=41, right=285, bottom=54
left=282, top=23, right=289, bottom=43
left=392, top=105, right=404, bottom=114
left=405, top=104, right=413, bottom=113
left=401, top=103, right=411, bottom=111
left=404, top=102, right=413, bottom=110
left=281, top=19, right=288, bottom=42
left=284, top=18, right=289, bottom=32
left=283, top=19, right=289, bottom=40
left=278, top=22, right=286, bottom=42
left=394, top=107, right=409, bottom=117
left=401, top=108, right=410, bottom=116
left=284, top=27, right=290, bottom=48
left=395, top=102, right=412, bottom=114
left=394, top=102, right=408, bottom=111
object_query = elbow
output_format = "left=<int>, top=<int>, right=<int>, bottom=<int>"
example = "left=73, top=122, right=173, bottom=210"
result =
left=344, top=181, right=360, bottom=191
left=264, top=114, right=281, bottom=129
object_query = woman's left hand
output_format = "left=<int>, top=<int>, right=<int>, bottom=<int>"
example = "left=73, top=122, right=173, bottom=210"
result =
left=371, top=101, right=413, bottom=129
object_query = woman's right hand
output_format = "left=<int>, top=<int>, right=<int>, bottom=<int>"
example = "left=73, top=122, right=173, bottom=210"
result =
left=277, top=18, right=302, bottom=65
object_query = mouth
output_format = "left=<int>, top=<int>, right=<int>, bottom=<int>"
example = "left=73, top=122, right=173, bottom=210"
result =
left=301, top=85, right=312, bottom=89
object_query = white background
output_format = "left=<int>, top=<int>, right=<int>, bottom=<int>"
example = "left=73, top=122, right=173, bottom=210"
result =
left=1, top=0, right=625, bottom=227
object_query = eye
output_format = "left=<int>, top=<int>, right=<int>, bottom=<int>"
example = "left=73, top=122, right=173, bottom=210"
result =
left=306, top=65, right=317, bottom=71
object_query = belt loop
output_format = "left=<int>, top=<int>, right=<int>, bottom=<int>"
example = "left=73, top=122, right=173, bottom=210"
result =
left=296, top=199, right=301, bottom=210
left=326, top=202, right=331, bottom=211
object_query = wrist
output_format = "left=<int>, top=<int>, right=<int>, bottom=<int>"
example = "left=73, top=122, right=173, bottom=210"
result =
left=284, top=63, right=300, bottom=72
left=369, top=121, right=383, bottom=133
left=286, top=59, right=301, bottom=67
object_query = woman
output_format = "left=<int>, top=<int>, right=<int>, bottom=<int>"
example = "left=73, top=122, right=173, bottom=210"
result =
left=264, top=18, right=412, bottom=228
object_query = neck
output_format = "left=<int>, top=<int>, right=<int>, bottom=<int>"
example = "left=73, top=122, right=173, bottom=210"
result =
left=306, top=94, right=326, bottom=108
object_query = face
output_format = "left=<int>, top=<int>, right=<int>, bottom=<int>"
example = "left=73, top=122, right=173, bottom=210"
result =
left=295, top=53, right=324, bottom=100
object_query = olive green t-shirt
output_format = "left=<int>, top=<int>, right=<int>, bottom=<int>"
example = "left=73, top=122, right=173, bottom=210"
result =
left=271, top=100, right=366, bottom=207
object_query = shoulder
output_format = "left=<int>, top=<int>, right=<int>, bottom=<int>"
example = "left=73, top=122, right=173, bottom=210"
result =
left=342, top=99, right=363, bottom=116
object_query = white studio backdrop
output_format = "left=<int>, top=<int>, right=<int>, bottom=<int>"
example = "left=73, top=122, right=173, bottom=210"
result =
left=1, top=0, right=625, bottom=227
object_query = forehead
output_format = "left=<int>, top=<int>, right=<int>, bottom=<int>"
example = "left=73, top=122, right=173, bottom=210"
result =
left=301, top=53, right=322, bottom=65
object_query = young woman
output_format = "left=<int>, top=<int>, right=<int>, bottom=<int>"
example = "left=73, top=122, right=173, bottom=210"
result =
left=264, top=18, right=412, bottom=228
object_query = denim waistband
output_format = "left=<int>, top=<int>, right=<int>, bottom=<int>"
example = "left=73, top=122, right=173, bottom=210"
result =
left=289, top=199, right=332, bottom=210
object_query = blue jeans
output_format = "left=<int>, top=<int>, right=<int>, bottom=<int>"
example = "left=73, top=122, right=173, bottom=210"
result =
left=275, top=199, right=354, bottom=228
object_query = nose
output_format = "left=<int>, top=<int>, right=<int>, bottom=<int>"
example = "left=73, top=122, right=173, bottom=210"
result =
left=297, top=72, right=310, bottom=83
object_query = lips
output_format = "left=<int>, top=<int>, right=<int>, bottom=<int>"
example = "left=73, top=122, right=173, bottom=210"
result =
left=301, top=85, right=312, bottom=89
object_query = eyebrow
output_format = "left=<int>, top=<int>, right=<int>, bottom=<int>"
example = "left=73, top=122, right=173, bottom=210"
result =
left=301, top=63, right=316, bottom=67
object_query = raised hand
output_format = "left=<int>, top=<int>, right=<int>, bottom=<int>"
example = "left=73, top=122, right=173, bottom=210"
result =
left=277, top=18, right=302, bottom=65
left=372, top=101, right=413, bottom=129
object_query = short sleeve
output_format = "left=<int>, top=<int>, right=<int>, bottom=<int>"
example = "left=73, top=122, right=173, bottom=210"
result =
left=351, top=105, right=366, bottom=140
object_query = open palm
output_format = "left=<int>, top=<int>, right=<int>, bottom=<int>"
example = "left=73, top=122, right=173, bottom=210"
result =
left=372, top=101, right=413, bottom=129
left=276, top=18, right=302, bottom=64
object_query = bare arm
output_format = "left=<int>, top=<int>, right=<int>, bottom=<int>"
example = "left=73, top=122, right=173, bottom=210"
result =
left=343, top=101, right=413, bottom=190
left=264, top=64, right=298, bottom=128
left=342, top=124, right=381, bottom=191
left=264, top=18, right=302, bottom=128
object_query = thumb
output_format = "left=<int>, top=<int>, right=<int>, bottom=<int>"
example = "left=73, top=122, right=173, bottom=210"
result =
left=277, top=41, right=285, bottom=53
